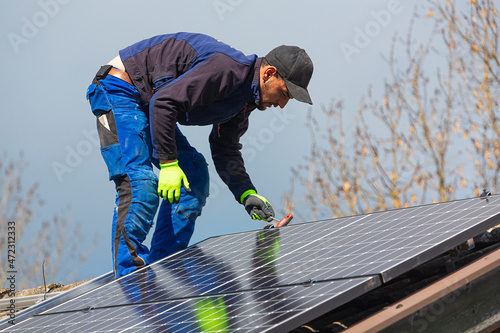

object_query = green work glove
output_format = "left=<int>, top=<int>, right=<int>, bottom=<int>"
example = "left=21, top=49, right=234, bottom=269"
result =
left=240, top=189, right=275, bottom=222
left=158, top=161, right=191, bottom=204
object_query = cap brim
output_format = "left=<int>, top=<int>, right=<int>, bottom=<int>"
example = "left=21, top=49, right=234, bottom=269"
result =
left=284, top=78, right=313, bottom=105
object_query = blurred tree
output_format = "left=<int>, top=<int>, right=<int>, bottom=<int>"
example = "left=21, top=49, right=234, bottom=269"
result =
left=285, top=0, right=500, bottom=222
left=0, top=153, right=96, bottom=289
left=434, top=0, right=500, bottom=195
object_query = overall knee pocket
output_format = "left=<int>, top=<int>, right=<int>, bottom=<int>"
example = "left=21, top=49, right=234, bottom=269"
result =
left=96, top=111, right=127, bottom=180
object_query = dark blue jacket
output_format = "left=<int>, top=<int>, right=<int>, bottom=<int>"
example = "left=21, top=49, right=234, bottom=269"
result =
left=119, top=32, right=261, bottom=201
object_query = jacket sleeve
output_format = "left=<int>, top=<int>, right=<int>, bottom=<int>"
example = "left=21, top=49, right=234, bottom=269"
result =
left=209, top=109, right=256, bottom=202
left=151, top=53, right=252, bottom=161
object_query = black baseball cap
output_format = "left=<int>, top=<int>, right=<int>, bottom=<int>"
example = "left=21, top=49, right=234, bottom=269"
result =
left=265, top=45, right=313, bottom=105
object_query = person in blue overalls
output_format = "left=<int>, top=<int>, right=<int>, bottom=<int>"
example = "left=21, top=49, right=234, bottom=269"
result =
left=86, top=32, right=313, bottom=278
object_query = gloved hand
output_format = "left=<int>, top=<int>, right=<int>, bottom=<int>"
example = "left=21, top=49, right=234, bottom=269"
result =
left=241, top=189, right=275, bottom=222
left=158, top=161, right=191, bottom=204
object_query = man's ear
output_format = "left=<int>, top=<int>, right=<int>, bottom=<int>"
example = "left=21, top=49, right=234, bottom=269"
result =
left=263, top=66, right=278, bottom=82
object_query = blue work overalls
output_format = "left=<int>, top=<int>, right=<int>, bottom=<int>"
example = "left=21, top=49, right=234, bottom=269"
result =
left=87, top=70, right=210, bottom=278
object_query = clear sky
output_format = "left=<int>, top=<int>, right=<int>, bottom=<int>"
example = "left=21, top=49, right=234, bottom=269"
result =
left=0, top=0, right=419, bottom=284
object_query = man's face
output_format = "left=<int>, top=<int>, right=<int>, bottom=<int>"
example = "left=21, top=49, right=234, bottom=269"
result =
left=257, top=68, right=293, bottom=110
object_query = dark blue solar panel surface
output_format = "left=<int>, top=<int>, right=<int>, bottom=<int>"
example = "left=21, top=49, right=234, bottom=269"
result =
left=1, top=195, right=500, bottom=332
left=2, top=278, right=380, bottom=333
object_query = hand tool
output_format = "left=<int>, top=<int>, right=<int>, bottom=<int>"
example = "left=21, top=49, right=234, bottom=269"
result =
left=264, top=213, right=293, bottom=229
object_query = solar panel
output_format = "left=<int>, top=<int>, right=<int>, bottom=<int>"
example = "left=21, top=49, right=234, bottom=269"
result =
left=3, top=277, right=380, bottom=333
left=2, top=195, right=500, bottom=332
